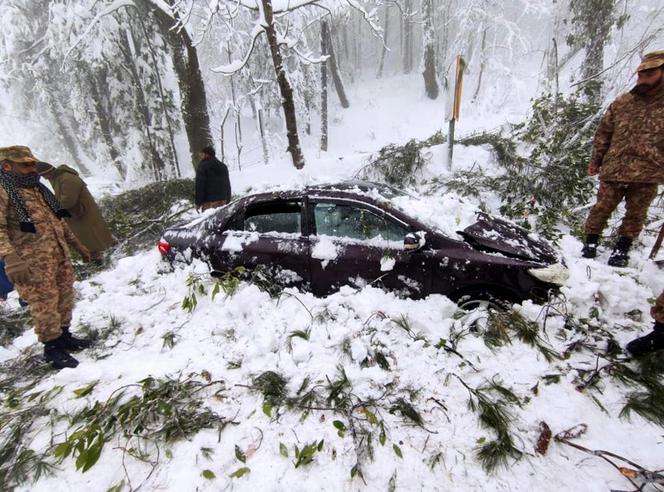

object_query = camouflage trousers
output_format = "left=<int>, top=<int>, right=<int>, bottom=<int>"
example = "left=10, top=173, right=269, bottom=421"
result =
left=14, top=252, right=75, bottom=343
left=652, top=291, right=664, bottom=324
left=585, top=181, right=659, bottom=239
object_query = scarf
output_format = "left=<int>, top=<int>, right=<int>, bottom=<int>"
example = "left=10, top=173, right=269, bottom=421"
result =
left=0, top=170, right=70, bottom=233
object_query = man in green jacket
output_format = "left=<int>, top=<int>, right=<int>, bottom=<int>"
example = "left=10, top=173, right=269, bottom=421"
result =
left=581, top=50, right=664, bottom=267
left=36, top=162, right=114, bottom=265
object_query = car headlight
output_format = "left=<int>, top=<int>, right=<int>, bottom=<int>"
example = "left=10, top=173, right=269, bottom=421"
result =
left=528, top=263, right=569, bottom=286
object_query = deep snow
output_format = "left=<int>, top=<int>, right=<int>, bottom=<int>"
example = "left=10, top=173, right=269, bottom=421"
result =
left=1, top=74, right=663, bottom=492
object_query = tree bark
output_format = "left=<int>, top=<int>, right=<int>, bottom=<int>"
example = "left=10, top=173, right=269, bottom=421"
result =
left=48, top=95, right=94, bottom=177
left=341, top=22, right=352, bottom=82
left=436, top=2, right=451, bottom=82
left=86, top=68, right=123, bottom=176
left=321, top=20, right=329, bottom=152
left=261, top=0, right=305, bottom=169
left=135, top=12, right=181, bottom=178
left=403, top=0, right=413, bottom=74
left=257, top=104, right=270, bottom=165
left=471, top=26, right=487, bottom=102
left=377, top=5, right=390, bottom=78
left=141, top=0, right=213, bottom=171
left=355, top=9, right=362, bottom=72
left=422, top=0, right=439, bottom=99
left=570, top=0, right=616, bottom=105
left=322, top=22, right=350, bottom=109
left=121, top=31, right=165, bottom=181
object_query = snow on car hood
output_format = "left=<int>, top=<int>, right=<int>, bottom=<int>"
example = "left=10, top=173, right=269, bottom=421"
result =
left=458, top=212, right=558, bottom=263
left=377, top=190, right=480, bottom=237
left=360, top=186, right=557, bottom=264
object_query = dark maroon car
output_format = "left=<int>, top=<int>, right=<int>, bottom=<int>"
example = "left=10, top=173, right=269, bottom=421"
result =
left=159, top=181, right=568, bottom=306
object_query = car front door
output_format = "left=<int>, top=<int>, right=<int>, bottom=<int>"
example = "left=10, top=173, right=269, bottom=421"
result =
left=209, top=199, right=311, bottom=290
left=308, top=200, right=430, bottom=297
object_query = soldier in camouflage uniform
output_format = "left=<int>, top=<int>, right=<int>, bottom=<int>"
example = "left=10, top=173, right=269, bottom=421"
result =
left=626, top=291, right=664, bottom=356
left=0, top=146, right=93, bottom=370
left=582, top=50, right=664, bottom=267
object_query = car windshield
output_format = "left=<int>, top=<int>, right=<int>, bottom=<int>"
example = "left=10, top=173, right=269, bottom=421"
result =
left=384, top=191, right=481, bottom=238
left=313, top=184, right=481, bottom=239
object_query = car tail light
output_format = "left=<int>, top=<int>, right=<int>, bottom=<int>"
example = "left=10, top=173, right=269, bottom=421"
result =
left=158, top=241, right=170, bottom=255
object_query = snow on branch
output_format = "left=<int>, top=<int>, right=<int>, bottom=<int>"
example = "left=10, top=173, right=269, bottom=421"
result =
left=145, top=0, right=177, bottom=20
left=211, top=23, right=265, bottom=74
left=346, top=0, right=382, bottom=35
left=62, top=0, right=135, bottom=68
left=291, top=47, right=329, bottom=64
left=238, top=0, right=321, bottom=13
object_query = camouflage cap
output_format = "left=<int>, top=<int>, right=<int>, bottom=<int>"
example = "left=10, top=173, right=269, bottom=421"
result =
left=637, top=50, right=664, bottom=72
left=0, top=145, right=39, bottom=164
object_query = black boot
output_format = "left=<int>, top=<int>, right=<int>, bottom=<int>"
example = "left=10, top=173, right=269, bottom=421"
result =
left=581, top=234, right=599, bottom=259
left=60, top=326, right=93, bottom=352
left=608, top=236, right=633, bottom=267
left=44, top=335, right=79, bottom=370
left=626, top=322, right=664, bottom=356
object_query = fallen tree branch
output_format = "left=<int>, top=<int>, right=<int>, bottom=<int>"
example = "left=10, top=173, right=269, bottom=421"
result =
left=555, top=424, right=664, bottom=491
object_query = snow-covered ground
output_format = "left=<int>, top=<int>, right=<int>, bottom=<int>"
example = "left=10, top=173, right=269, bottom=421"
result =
left=2, top=74, right=663, bottom=491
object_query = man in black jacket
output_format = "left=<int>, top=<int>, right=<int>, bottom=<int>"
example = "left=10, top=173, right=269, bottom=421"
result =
left=195, top=146, right=231, bottom=212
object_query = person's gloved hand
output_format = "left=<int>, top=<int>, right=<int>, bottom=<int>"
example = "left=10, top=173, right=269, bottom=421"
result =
left=4, top=252, right=32, bottom=284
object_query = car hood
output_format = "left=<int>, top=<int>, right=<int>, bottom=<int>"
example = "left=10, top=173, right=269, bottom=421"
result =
left=457, top=212, right=558, bottom=264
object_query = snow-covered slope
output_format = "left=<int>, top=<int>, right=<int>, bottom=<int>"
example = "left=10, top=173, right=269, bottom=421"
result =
left=1, top=75, right=663, bottom=492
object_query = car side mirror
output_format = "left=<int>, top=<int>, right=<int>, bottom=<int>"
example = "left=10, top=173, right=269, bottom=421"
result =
left=404, top=232, right=425, bottom=252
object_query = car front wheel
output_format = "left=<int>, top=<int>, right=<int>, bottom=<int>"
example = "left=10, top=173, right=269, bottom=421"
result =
left=455, top=290, right=512, bottom=312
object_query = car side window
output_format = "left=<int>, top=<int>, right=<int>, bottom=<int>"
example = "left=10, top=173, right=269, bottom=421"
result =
left=313, top=202, right=406, bottom=241
left=244, top=201, right=302, bottom=234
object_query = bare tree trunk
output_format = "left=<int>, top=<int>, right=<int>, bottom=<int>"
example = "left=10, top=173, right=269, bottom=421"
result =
left=141, top=0, right=213, bottom=171
left=436, top=2, right=451, bottom=81
left=220, top=105, right=231, bottom=162
left=551, top=38, right=560, bottom=114
left=355, top=10, right=362, bottom=73
left=135, top=13, right=181, bottom=178
left=118, top=29, right=164, bottom=181
left=422, top=0, right=439, bottom=99
left=257, top=103, right=270, bottom=165
left=261, top=0, right=305, bottom=169
left=403, top=0, right=413, bottom=74
left=86, top=69, right=122, bottom=174
left=235, top=115, right=243, bottom=171
left=341, top=22, right=352, bottom=83
left=303, top=66, right=313, bottom=135
left=322, top=22, right=350, bottom=109
left=48, top=95, right=94, bottom=177
left=321, top=20, right=329, bottom=152
left=471, top=26, right=487, bottom=102
left=377, top=5, right=390, bottom=78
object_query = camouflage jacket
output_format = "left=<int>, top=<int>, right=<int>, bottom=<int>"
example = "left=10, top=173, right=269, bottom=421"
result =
left=591, top=84, right=664, bottom=183
left=0, top=186, right=85, bottom=260
left=652, top=291, right=664, bottom=324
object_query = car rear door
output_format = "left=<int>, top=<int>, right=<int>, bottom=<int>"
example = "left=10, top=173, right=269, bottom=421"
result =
left=209, top=198, right=311, bottom=290
left=307, top=199, right=430, bottom=297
